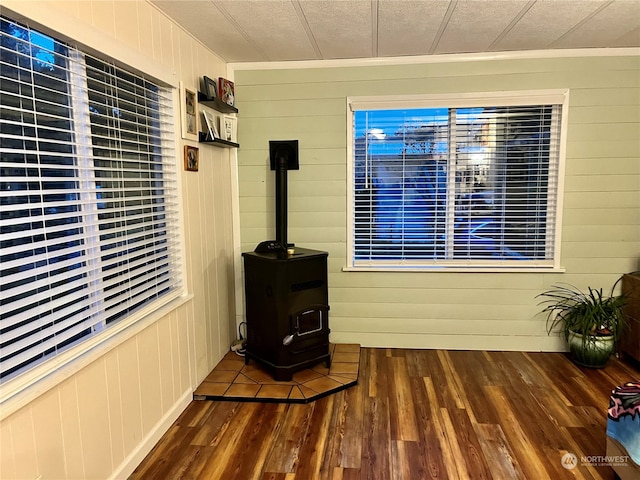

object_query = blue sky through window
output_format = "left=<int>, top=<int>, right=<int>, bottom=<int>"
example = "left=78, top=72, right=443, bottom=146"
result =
left=5, top=20, right=56, bottom=68
left=29, top=30, right=55, bottom=68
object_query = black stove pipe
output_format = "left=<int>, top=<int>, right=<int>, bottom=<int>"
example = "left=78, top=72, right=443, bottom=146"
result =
left=270, top=140, right=299, bottom=249
left=275, top=153, right=288, bottom=248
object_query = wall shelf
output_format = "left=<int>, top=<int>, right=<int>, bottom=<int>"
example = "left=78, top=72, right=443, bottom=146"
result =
left=197, top=91, right=238, bottom=114
left=197, top=91, right=239, bottom=148
left=198, top=132, right=239, bottom=148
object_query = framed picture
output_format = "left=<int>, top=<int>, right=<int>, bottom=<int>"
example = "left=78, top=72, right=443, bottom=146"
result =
left=180, top=82, right=198, bottom=141
left=184, top=145, right=199, bottom=171
left=218, top=77, right=235, bottom=107
left=221, top=115, right=237, bottom=143
left=203, top=75, right=218, bottom=100
left=202, top=110, right=219, bottom=140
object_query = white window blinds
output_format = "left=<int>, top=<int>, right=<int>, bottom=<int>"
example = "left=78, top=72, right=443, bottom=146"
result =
left=0, top=17, right=181, bottom=382
left=348, top=91, right=567, bottom=269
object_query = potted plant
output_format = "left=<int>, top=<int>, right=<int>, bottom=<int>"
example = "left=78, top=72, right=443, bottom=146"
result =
left=537, top=282, right=627, bottom=368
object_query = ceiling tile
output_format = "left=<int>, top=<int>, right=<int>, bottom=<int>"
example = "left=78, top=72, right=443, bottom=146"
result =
left=494, top=1, right=608, bottom=51
left=610, top=27, right=640, bottom=47
left=433, top=0, right=532, bottom=54
left=214, top=1, right=318, bottom=61
left=298, top=0, right=373, bottom=59
left=377, top=0, right=451, bottom=57
left=553, top=0, right=640, bottom=48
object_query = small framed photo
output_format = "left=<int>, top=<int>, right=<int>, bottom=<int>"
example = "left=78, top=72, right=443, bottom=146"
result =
left=180, top=82, right=198, bottom=141
left=218, top=77, right=235, bottom=106
left=221, top=115, right=237, bottom=143
left=184, top=145, right=199, bottom=171
left=202, top=110, right=219, bottom=140
left=202, top=76, right=218, bottom=100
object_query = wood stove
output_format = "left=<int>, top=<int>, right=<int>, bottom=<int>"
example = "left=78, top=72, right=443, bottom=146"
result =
left=242, top=140, right=331, bottom=381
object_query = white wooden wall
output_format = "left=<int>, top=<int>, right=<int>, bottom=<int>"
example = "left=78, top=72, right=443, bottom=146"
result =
left=0, top=1, right=236, bottom=478
left=234, top=54, right=640, bottom=351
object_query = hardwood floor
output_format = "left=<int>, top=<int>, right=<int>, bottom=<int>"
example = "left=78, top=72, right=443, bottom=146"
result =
left=131, top=349, right=640, bottom=479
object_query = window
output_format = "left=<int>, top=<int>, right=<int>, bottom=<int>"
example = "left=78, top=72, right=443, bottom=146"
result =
left=0, top=17, right=181, bottom=383
left=347, top=91, right=568, bottom=270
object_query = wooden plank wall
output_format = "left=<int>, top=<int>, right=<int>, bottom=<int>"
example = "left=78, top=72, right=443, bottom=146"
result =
left=234, top=54, right=640, bottom=351
left=0, top=1, right=237, bottom=478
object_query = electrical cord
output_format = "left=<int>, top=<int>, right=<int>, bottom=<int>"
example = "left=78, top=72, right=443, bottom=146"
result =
left=231, top=322, right=247, bottom=356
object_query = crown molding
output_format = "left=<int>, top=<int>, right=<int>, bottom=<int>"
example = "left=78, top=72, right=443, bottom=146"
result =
left=228, top=47, right=640, bottom=72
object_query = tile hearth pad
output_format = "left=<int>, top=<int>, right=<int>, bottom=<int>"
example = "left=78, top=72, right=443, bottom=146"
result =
left=193, top=343, right=360, bottom=403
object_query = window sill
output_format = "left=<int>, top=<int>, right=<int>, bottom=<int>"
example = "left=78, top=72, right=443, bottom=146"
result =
left=342, top=265, right=566, bottom=273
left=0, top=292, right=193, bottom=421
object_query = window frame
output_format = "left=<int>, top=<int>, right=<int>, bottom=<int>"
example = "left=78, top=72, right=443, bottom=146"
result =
left=0, top=15, right=188, bottom=415
left=345, top=90, right=570, bottom=272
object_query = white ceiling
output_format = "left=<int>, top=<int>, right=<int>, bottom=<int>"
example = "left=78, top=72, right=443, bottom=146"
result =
left=150, top=0, right=640, bottom=63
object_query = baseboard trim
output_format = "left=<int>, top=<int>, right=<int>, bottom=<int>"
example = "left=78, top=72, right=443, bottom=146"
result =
left=109, top=388, right=193, bottom=480
left=329, top=332, right=567, bottom=352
